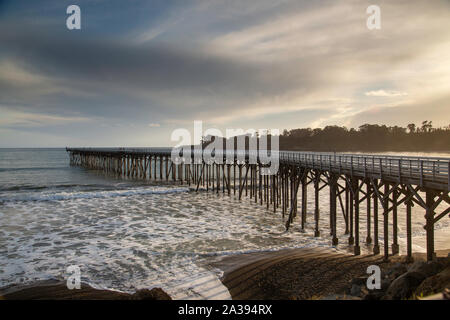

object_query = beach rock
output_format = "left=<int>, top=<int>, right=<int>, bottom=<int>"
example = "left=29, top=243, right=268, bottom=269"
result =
left=414, top=266, right=450, bottom=298
left=381, top=278, right=391, bottom=291
left=350, top=284, right=361, bottom=296
left=131, top=288, right=172, bottom=300
left=351, top=276, right=367, bottom=286
left=361, top=276, right=390, bottom=300
left=383, top=271, right=426, bottom=300
left=407, top=261, right=442, bottom=278
left=387, top=263, right=407, bottom=280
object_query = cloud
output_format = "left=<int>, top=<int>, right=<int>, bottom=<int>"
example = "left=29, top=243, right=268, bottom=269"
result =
left=0, top=107, right=93, bottom=128
left=365, top=90, right=408, bottom=97
left=347, top=93, right=450, bottom=128
left=0, top=0, right=450, bottom=147
left=0, top=22, right=329, bottom=124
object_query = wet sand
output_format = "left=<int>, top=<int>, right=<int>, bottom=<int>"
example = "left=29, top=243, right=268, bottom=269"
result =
left=212, top=247, right=450, bottom=300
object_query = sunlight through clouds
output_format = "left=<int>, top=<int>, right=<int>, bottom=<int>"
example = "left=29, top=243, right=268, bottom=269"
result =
left=0, top=0, right=449, bottom=146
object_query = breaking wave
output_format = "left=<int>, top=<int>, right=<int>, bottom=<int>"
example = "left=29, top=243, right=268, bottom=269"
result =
left=0, top=186, right=190, bottom=202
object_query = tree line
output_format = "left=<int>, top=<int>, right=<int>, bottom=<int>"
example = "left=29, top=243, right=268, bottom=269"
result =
left=201, top=121, right=450, bottom=152
left=280, top=121, right=450, bottom=152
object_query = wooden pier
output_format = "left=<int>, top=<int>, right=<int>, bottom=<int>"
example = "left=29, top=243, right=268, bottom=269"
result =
left=67, top=147, right=450, bottom=261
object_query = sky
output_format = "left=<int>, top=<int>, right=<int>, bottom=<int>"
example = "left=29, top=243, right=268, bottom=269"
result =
left=0, top=0, right=449, bottom=147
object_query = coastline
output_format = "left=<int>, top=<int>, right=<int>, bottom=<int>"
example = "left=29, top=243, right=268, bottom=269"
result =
left=1, top=248, right=449, bottom=300
left=211, top=247, right=450, bottom=300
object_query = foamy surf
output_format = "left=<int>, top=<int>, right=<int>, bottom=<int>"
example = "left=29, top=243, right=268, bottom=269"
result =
left=0, top=186, right=190, bottom=202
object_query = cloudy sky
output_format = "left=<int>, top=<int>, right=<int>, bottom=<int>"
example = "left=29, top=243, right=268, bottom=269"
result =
left=0, top=0, right=449, bottom=147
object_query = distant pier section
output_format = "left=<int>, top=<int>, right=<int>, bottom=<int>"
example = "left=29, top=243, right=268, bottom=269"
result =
left=67, top=147, right=450, bottom=262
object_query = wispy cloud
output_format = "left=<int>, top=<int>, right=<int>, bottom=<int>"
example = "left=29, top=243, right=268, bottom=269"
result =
left=365, top=90, right=408, bottom=97
left=0, top=107, right=93, bottom=128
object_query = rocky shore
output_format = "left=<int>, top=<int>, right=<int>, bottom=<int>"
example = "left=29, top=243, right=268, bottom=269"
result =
left=2, top=249, right=448, bottom=300
left=215, top=247, right=450, bottom=300
left=342, top=253, right=450, bottom=300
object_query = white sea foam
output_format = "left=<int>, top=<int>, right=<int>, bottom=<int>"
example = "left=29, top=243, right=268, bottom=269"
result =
left=0, top=186, right=190, bottom=202
left=0, top=182, right=449, bottom=299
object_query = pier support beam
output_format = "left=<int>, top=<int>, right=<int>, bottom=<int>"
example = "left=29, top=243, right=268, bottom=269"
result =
left=301, top=173, right=307, bottom=230
left=366, top=181, right=372, bottom=244
left=383, top=183, right=389, bottom=261
left=406, top=193, right=413, bottom=261
left=314, top=171, right=320, bottom=237
left=373, top=180, right=380, bottom=255
left=348, top=179, right=354, bottom=245
left=353, top=179, right=361, bottom=256
left=425, top=190, right=436, bottom=261
left=391, top=187, right=400, bottom=255
left=329, top=174, right=339, bottom=246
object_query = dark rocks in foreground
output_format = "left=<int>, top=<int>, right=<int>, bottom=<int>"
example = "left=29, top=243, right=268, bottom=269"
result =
left=131, top=288, right=172, bottom=300
left=0, top=281, right=172, bottom=300
left=346, top=255, right=450, bottom=300
left=383, top=271, right=428, bottom=299
left=415, top=267, right=450, bottom=298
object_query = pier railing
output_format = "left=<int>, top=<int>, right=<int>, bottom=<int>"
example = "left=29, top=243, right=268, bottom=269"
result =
left=280, top=151, right=449, bottom=190
left=67, top=148, right=449, bottom=191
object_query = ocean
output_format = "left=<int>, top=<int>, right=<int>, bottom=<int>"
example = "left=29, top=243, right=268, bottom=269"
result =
left=0, top=148, right=449, bottom=299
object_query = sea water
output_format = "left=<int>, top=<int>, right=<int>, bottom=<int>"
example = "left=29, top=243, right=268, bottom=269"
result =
left=0, top=148, right=449, bottom=299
